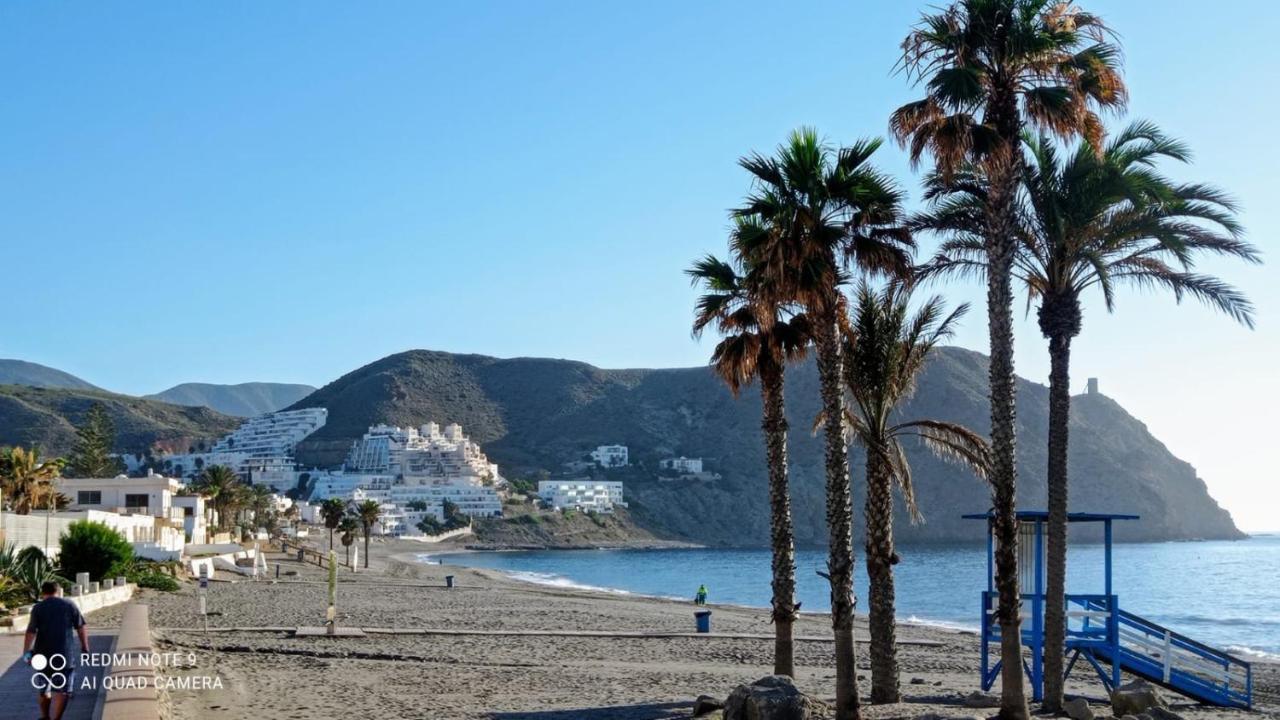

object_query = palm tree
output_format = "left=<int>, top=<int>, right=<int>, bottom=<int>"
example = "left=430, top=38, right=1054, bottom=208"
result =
left=338, top=516, right=359, bottom=567
left=193, top=465, right=243, bottom=531
left=732, top=128, right=913, bottom=720
left=839, top=282, right=990, bottom=703
left=320, top=498, right=348, bottom=551
left=892, top=4, right=1126, bottom=716
left=688, top=251, right=810, bottom=677
left=0, top=447, right=63, bottom=515
left=914, top=122, right=1257, bottom=708
left=355, top=499, right=382, bottom=570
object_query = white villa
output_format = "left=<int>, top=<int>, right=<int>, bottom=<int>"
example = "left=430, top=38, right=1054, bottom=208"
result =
left=163, top=407, right=328, bottom=482
left=41, top=473, right=214, bottom=559
left=590, top=444, right=629, bottom=468
left=659, top=456, right=703, bottom=474
left=538, top=480, right=625, bottom=513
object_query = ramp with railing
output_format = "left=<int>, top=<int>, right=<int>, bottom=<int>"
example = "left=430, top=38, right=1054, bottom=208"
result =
left=1067, top=597, right=1252, bottom=709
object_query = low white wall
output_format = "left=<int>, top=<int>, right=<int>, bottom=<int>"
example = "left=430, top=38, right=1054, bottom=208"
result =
left=401, top=526, right=474, bottom=543
left=5, top=583, right=135, bottom=634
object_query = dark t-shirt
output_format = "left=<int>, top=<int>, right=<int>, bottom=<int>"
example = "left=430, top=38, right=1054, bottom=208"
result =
left=28, top=596, right=86, bottom=665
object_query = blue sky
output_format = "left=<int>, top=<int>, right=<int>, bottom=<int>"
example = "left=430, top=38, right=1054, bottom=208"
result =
left=2, top=1, right=1276, bottom=529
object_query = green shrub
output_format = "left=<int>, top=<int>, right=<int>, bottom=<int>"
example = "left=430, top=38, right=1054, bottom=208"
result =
left=58, top=521, right=134, bottom=581
left=133, top=573, right=179, bottom=592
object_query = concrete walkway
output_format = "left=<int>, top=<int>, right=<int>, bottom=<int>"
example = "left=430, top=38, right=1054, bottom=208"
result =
left=0, top=630, right=115, bottom=720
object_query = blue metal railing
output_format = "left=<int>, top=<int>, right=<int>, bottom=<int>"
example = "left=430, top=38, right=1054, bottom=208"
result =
left=1073, top=597, right=1251, bottom=709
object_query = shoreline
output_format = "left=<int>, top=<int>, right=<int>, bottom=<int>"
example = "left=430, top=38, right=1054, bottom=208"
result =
left=416, top=543, right=1280, bottom=663
left=83, top=539, right=1275, bottom=719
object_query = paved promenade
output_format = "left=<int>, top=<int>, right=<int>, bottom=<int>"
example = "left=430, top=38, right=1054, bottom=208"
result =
left=0, top=630, right=116, bottom=720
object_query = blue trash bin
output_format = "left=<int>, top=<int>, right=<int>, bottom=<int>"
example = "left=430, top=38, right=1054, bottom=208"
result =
left=695, top=610, right=712, bottom=634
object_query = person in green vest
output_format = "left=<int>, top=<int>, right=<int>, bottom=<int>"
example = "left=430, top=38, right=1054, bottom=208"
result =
left=694, top=584, right=708, bottom=605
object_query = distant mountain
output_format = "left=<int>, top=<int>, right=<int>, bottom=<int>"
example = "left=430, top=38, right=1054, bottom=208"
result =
left=289, top=348, right=1242, bottom=545
left=0, top=359, right=101, bottom=391
left=0, top=384, right=240, bottom=458
left=147, top=382, right=316, bottom=417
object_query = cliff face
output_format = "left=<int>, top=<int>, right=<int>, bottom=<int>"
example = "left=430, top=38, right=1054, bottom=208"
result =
left=288, top=347, right=1242, bottom=545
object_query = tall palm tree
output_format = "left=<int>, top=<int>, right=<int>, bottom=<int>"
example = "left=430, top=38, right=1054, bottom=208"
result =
left=193, top=465, right=243, bottom=531
left=688, top=251, right=811, bottom=677
left=914, top=122, right=1258, bottom=708
left=355, top=499, right=382, bottom=570
left=839, top=282, right=990, bottom=703
left=320, top=498, right=348, bottom=551
left=338, top=515, right=359, bottom=567
left=732, top=128, right=913, bottom=720
left=892, top=4, right=1125, bottom=716
left=0, top=447, right=63, bottom=515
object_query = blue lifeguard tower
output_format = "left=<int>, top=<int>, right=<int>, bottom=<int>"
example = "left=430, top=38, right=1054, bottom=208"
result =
left=964, top=511, right=1252, bottom=709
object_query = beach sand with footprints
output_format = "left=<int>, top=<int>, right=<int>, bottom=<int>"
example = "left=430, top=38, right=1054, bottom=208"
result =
left=85, top=540, right=1278, bottom=720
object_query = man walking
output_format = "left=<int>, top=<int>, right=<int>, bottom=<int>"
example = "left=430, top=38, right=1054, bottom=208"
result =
left=22, top=581, right=89, bottom=720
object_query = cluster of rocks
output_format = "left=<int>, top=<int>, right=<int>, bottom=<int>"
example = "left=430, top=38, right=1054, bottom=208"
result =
left=692, top=677, right=1184, bottom=720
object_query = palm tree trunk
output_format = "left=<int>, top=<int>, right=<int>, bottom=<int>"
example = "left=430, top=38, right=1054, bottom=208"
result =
left=984, top=138, right=1029, bottom=720
left=1039, top=296, right=1079, bottom=711
left=864, top=446, right=899, bottom=704
left=364, top=531, right=371, bottom=569
left=815, top=315, right=860, bottom=720
left=760, top=363, right=798, bottom=678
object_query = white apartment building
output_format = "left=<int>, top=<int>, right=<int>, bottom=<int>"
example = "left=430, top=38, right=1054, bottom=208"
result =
left=538, top=480, right=625, bottom=513
left=164, top=408, right=328, bottom=480
left=348, top=483, right=502, bottom=518
left=659, top=456, right=703, bottom=474
left=346, top=422, right=499, bottom=484
left=591, top=445, right=629, bottom=468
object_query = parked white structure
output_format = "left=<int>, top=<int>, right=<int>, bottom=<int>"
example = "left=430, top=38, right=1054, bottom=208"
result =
left=659, top=457, right=703, bottom=474
left=164, top=408, right=328, bottom=480
left=538, top=480, right=625, bottom=512
left=345, top=422, right=499, bottom=484
left=590, top=445, right=629, bottom=468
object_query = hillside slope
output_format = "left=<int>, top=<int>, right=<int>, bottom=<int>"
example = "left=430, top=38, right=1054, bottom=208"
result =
left=147, top=382, right=316, bottom=417
left=0, top=384, right=240, bottom=457
left=290, top=348, right=1241, bottom=545
left=0, top=359, right=101, bottom=391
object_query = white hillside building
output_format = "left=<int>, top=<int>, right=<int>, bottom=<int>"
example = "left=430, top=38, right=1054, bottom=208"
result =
left=659, top=457, right=703, bottom=473
left=538, top=480, right=625, bottom=513
left=346, top=422, right=500, bottom=484
left=590, top=445, right=628, bottom=467
left=166, top=408, right=327, bottom=480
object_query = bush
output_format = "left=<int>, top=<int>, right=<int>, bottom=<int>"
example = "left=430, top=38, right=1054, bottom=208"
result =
left=133, top=573, right=179, bottom=592
left=58, top=521, right=134, bottom=581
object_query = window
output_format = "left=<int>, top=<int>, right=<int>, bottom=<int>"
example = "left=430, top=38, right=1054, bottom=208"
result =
left=125, top=493, right=150, bottom=508
left=77, top=491, right=102, bottom=505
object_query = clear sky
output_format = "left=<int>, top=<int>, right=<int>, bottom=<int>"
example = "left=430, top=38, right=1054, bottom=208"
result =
left=2, top=2, right=1275, bottom=530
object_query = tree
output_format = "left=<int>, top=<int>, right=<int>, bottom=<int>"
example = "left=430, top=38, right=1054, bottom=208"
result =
left=58, top=520, right=134, bottom=581
left=0, top=446, right=63, bottom=515
left=892, top=4, right=1126, bottom=716
left=914, top=122, right=1257, bottom=707
left=355, top=499, right=382, bottom=569
left=840, top=282, right=990, bottom=702
left=731, top=128, right=913, bottom=720
left=193, top=465, right=245, bottom=531
left=338, top=516, right=359, bottom=567
left=65, top=402, right=124, bottom=478
left=320, top=498, right=348, bottom=550
left=688, top=252, right=810, bottom=677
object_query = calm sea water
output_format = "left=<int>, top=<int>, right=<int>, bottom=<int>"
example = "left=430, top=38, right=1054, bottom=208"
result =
left=425, top=534, right=1280, bottom=659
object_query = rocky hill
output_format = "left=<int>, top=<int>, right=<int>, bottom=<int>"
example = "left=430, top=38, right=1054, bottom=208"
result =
left=0, top=359, right=101, bottom=391
left=0, top=384, right=239, bottom=457
left=147, top=382, right=316, bottom=417
left=290, top=348, right=1242, bottom=545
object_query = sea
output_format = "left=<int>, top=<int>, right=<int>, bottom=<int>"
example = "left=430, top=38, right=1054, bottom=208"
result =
left=423, top=533, right=1280, bottom=660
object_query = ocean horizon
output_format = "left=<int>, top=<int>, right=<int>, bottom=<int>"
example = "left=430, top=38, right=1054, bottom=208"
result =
left=425, top=533, right=1280, bottom=661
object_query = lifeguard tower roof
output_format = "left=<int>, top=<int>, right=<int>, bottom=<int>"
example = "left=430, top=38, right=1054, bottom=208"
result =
left=961, top=510, right=1138, bottom=522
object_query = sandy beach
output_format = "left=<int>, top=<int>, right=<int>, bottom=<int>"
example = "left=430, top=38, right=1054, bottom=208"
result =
left=87, top=540, right=1279, bottom=720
